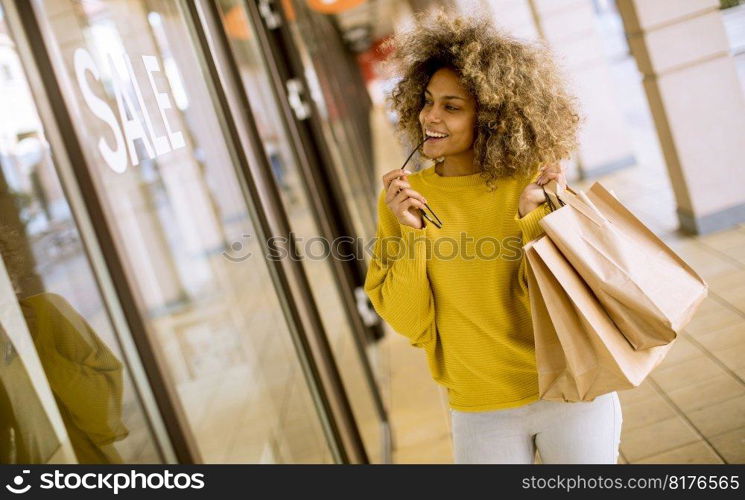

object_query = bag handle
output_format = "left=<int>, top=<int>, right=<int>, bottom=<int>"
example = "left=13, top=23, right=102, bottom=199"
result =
left=542, top=180, right=607, bottom=226
left=542, top=183, right=566, bottom=212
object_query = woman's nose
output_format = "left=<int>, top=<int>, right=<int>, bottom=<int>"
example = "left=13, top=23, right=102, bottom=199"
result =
left=424, top=108, right=441, bottom=123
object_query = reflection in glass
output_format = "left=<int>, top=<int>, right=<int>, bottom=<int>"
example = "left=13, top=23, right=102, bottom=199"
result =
left=0, top=322, right=61, bottom=463
left=37, top=0, right=334, bottom=462
left=20, top=293, right=129, bottom=463
left=0, top=5, right=160, bottom=463
left=217, top=0, right=385, bottom=463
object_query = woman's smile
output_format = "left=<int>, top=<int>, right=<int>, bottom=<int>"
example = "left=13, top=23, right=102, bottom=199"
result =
left=425, top=129, right=449, bottom=139
left=424, top=129, right=449, bottom=146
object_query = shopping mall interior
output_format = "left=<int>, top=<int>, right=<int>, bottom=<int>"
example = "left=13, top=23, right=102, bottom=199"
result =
left=0, top=0, right=744, bottom=464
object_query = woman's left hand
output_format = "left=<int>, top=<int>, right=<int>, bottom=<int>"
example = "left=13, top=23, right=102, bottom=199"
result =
left=518, top=163, right=568, bottom=217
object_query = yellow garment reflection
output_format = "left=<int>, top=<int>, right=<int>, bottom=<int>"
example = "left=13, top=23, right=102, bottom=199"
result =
left=0, top=323, right=61, bottom=463
left=19, top=293, right=129, bottom=463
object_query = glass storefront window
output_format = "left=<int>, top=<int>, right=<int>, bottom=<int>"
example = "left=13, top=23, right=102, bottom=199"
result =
left=216, top=0, right=386, bottom=463
left=0, top=4, right=161, bottom=463
left=283, top=0, right=379, bottom=250
left=33, top=0, right=334, bottom=463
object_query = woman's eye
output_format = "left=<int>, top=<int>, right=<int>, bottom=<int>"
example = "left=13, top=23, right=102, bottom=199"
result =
left=446, top=106, right=459, bottom=111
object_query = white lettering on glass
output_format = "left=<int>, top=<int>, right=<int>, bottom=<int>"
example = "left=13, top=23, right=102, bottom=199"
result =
left=74, top=48, right=127, bottom=173
left=108, top=52, right=155, bottom=166
left=124, top=54, right=170, bottom=156
left=142, top=55, right=185, bottom=150
left=73, top=48, right=185, bottom=173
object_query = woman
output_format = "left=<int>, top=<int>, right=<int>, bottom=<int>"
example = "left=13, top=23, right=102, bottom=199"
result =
left=364, top=10, right=622, bottom=464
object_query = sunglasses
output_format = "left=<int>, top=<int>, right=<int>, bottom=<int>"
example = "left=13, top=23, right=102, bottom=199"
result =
left=398, top=137, right=444, bottom=229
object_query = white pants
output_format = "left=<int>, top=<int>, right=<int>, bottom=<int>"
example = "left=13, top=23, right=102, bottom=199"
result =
left=450, top=392, right=623, bottom=464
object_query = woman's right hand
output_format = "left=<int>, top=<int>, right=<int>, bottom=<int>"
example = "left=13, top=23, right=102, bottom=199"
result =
left=382, top=168, right=428, bottom=229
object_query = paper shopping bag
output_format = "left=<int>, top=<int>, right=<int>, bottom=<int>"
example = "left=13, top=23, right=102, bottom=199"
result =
left=525, top=236, right=672, bottom=402
left=539, top=180, right=708, bottom=350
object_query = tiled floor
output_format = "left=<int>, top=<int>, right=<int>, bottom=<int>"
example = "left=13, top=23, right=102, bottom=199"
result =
left=370, top=6, right=745, bottom=464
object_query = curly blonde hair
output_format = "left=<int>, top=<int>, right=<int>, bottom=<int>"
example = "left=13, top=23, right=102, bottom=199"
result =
left=384, top=8, right=581, bottom=191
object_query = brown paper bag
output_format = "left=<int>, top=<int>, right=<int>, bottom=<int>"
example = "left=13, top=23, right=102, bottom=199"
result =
left=540, top=180, right=708, bottom=350
left=525, top=236, right=672, bottom=402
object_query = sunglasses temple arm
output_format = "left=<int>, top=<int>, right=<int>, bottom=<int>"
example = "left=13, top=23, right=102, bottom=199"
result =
left=401, top=137, right=429, bottom=170
left=423, top=202, right=443, bottom=226
left=420, top=207, right=443, bottom=228
left=420, top=210, right=440, bottom=228
left=400, top=137, right=441, bottom=228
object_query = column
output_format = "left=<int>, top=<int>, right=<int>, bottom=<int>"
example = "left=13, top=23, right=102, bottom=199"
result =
left=617, top=0, right=745, bottom=234
left=528, top=0, right=636, bottom=180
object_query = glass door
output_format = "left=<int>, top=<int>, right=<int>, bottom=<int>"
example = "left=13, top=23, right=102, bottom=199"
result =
left=268, top=0, right=389, bottom=357
left=16, top=0, right=339, bottom=463
left=0, top=2, right=167, bottom=463
left=211, top=0, right=390, bottom=463
left=284, top=0, right=379, bottom=254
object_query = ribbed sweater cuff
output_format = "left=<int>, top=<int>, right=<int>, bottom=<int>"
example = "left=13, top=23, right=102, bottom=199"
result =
left=398, top=224, right=429, bottom=260
left=514, top=202, right=552, bottom=243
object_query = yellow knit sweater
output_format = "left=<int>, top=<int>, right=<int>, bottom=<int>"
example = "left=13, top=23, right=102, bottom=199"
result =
left=364, top=165, right=551, bottom=412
